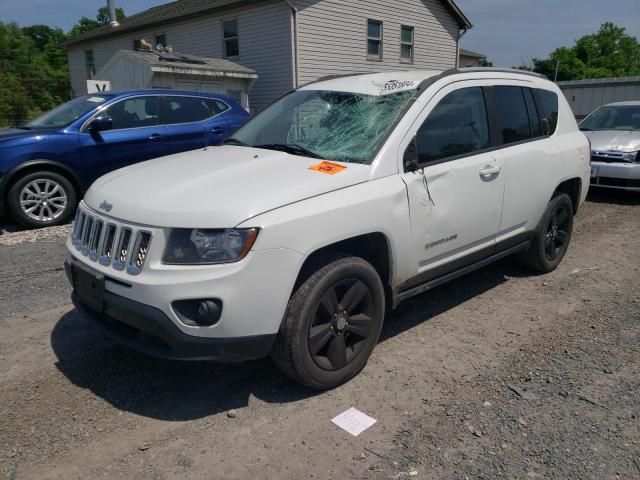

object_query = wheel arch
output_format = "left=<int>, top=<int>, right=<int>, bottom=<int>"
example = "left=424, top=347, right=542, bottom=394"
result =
left=553, top=177, right=582, bottom=214
left=292, top=232, right=394, bottom=305
left=2, top=160, right=83, bottom=204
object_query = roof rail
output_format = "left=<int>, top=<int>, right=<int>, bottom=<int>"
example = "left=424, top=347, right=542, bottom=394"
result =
left=300, top=67, right=548, bottom=93
left=455, top=67, right=547, bottom=79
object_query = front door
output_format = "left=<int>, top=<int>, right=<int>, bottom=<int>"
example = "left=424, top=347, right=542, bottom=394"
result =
left=399, top=83, right=505, bottom=288
left=80, top=96, right=168, bottom=183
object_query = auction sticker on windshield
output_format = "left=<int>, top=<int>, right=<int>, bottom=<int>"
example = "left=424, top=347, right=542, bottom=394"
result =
left=309, top=161, right=347, bottom=175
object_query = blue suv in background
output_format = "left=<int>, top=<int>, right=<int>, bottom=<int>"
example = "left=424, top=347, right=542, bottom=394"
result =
left=0, top=90, right=249, bottom=227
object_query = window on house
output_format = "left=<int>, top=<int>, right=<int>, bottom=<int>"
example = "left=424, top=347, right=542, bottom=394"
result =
left=400, top=26, right=414, bottom=63
left=223, top=19, right=239, bottom=57
left=367, top=20, right=382, bottom=60
left=155, top=34, right=167, bottom=48
left=85, top=50, right=95, bottom=79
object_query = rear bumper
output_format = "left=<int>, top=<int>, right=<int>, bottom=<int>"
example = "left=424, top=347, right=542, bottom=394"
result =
left=590, top=162, right=640, bottom=191
left=72, top=291, right=276, bottom=362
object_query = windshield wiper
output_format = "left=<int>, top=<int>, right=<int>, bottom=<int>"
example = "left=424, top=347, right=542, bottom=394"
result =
left=255, top=143, right=323, bottom=159
left=223, top=138, right=249, bottom=147
left=579, top=127, right=592, bottom=131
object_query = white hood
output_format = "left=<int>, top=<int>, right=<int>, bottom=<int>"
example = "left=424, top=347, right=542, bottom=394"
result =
left=584, top=130, right=640, bottom=152
left=84, top=146, right=371, bottom=227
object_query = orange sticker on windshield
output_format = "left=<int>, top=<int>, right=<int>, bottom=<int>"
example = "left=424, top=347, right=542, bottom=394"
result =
left=309, top=161, right=347, bottom=175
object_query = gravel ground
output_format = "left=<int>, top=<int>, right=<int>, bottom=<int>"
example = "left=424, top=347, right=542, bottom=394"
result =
left=0, top=189, right=638, bottom=480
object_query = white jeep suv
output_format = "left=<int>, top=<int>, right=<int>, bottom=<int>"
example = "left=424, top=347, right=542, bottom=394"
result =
left=66, top=68, right=590, bottom=389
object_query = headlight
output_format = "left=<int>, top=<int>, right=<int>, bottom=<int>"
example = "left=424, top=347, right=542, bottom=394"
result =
left=621, top=151, right=639, bottom=162
left=162, top=228, right=259, bottom=265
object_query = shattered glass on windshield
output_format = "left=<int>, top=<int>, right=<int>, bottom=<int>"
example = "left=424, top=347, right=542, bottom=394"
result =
left=232, top=89, right=417, bottom=164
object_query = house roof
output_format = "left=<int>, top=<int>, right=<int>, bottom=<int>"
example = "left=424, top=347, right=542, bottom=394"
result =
left=63, top=0, right=472, bottom=47
left=459, top=48, right=485, bottom=58
left=97, top=49, right=258, bottom=79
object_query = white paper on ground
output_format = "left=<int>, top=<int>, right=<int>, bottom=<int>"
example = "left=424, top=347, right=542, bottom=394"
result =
left=331, top=407, right=377, bottom=436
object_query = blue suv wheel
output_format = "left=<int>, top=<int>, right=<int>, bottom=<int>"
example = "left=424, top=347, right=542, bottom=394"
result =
left=7, top=171, right=77, bottom=228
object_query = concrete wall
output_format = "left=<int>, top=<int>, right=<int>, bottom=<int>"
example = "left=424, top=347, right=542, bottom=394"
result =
left=558, top=77, right=640, bottom=119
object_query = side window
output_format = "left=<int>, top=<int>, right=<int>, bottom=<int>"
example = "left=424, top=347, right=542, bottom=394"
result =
left=416, top=87, right=490, bottom=163
left=104, top=97, right=159, bottom=130
left=538, top=89, right=559, bottom=135
left=223, top=19, right=239, bottom=57
left=523, top=88, right=542, bottom=138
left=493, top=86, right=531, bottom=144
left=161, top=96, right=227, bottom=125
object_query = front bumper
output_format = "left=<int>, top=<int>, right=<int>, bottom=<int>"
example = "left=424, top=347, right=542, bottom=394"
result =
left=590, top=161, right=640, bottom=191
left=71, top=291, right=276, bottom=362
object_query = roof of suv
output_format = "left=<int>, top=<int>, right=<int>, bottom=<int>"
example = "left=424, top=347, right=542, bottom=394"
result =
left=84, top=89, right=239, bottom=103
left=300, top=68, right=548, bottom=96
left=601, top=101, right=640, bottom=107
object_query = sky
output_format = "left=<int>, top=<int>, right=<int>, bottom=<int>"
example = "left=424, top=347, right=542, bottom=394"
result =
left=456, top=0, right=640, bottom=67
left=1, top=0, right=639, bottom=67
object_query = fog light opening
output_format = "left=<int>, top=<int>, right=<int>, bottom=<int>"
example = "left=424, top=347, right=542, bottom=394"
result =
left=173, top=299, right=222, bottom=327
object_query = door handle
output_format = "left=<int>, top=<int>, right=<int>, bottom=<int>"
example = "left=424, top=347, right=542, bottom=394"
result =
left=148, top=134, right=163, bottom=142
left=210, top=127, right=225, bottom=135
left=479, top=165, right=502, bottom=177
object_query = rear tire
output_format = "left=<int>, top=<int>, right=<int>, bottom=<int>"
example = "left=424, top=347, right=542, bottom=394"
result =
left=7, top=171, right=77, bottom=228
left=517, top=193, right=574, bottom=273
left=271, top=252, right=385, bottom=390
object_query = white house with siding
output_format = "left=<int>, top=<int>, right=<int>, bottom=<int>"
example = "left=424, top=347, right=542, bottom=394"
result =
left=63, top=0, right=472, bottom=111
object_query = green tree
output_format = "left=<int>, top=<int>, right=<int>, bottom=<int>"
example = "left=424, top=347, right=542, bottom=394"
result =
left=0, top=6, right=128, bottom=126
left=69, top=6, right=125, bottom=37
left=96, top=6, right=126, bottom=25
left=0, top=22, right=69, bottom=126
left=531, top=22, right=640, bottom=81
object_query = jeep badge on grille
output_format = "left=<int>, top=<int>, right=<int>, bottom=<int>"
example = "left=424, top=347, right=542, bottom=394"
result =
left=99, top=200, right=113, bottom=213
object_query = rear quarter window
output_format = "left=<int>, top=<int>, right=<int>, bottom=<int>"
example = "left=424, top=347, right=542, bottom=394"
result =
left=538, top=89, right=559, bottom=135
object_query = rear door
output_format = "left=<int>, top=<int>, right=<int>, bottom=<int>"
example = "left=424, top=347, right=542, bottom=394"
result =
left=399, top=81, right=506, bottom=288
left=79, top=95, right=168, bottom=182
left=491, top=85, right=558, bottom=245
left=161, top=95, right=231, bottom=154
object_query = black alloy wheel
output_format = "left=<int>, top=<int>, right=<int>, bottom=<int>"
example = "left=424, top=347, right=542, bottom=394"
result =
left=308, top=278, right=375, bottom=371
left=544, top=202, right=571, bottom=261
left=271, top=253, right=385, bottom=390
left=516, top=192, right=574, bottom=273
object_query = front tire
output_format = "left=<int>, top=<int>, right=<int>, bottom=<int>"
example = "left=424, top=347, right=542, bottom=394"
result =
left=517, top=193, right=574, bottom=273
left=7, top=171, right=77, bottom=228
left=271, top=253, right=385, bottom=390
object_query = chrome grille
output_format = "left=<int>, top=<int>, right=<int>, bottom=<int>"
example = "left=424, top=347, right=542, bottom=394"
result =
left=71, top=206, right=153, bottom=275
left=127, top=232, right=152, bottom=275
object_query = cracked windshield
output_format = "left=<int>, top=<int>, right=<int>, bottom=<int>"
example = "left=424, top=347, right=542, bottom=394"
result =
left=229, top=89, right=417, bottom=164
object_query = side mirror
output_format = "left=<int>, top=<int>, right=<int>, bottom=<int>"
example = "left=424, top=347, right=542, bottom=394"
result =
left=404, top=137, right=419, bottom=172
left=541, top=117, right=551, bottom=136
left=88, top=115, right=113, bottom=134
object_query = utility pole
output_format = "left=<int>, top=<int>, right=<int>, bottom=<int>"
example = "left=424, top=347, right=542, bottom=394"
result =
left=554, top=59, right=560, bottom=82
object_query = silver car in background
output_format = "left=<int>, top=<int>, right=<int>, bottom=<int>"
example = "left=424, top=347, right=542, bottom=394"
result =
left=580, top=101, right=640, bottom=191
